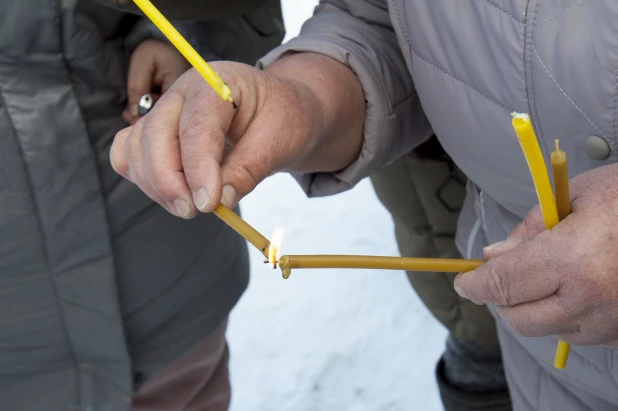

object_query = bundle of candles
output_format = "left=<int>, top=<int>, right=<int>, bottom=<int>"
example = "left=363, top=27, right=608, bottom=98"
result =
left=132, top=0, right=573, bottom=369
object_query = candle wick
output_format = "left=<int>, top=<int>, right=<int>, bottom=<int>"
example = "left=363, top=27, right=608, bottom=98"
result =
left=555, top=139, right=560, bottom=152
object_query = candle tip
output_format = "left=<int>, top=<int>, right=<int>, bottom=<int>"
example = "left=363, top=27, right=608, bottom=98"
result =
left=511, top=112, right=530, bottom=122
left=555, top=139, right=560, bottom=151
left=268, top=227, right=285, bottom=267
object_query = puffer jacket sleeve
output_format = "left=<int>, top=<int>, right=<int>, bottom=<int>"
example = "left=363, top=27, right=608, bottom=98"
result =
left=258, top=0, right=433, bottom=197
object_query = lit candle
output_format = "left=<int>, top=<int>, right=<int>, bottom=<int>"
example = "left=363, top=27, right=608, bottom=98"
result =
left=277, top=255, right=485, bottom=279
left=268, top=227, right=284, bottom=268
left=213, top=204, right=271, bottom=258
left=551, top=139, right=572, bottom=369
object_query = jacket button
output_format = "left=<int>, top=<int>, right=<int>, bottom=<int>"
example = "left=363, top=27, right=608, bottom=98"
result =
left=584, top=135, right=611, bottom=160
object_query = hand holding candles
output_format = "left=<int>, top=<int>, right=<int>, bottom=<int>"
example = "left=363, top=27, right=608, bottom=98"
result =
left=511, top=114, right=572, bottom=369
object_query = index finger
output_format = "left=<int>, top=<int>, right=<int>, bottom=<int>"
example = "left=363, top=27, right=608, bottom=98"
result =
left=178, top=77, right=235, bottom=212
left=139, top=88, right=198, bottom=218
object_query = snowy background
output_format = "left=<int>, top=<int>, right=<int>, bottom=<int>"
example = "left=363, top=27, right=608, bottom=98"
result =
left=228, top=1, right=447, bottom=410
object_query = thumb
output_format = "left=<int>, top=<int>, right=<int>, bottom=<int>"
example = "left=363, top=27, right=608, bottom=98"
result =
left=484, top=204, right=546, bottom=259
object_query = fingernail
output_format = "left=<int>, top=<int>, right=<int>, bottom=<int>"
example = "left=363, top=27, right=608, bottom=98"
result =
left=173, top=198, right=190, bottom=218
left=221, top=185, right=237, bottom=208
left=483, top=241, right=504, bottom=253
left=195, top=188, right=210, bottom=210
left=454, top=283, right=468, bottom=299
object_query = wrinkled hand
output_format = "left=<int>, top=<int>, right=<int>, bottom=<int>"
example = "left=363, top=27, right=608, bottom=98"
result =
left=455, top=164, right=618, bottom=349
left=122, top=39, right=191, bottom=125
left=110, top=53, right=364, bottom=219
left=111, top=59, right=335, bottom=218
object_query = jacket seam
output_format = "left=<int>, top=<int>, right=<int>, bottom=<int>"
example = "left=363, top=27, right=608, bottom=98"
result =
left=391, top=0, right=513, bottom=110
left=409, top=47, right=512, bottom=112
left=0, top=85, right=81, bottom=404
left=607, top=350, right=618, bottom=390
left=52, top=2, right=84, bottom=402
left=390, top=0, right=410, bottom=44
left=536, top=373, right=543, bottom=411
left=530, top=0, right=615, bottom=150
left=394, top=0, right=517, bottom=113
left=534, top=0, right=589, bottom=28
left=480, top=0, right=524, bottom=23
left=526, top=0, right=550, bottom=158
left=531, top=44, right=616, bottom=149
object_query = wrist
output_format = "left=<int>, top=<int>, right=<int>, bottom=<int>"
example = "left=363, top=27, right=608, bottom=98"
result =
left=266, top=53, right=365, bottom=173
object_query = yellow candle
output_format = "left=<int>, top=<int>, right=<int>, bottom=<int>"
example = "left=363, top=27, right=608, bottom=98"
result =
left=277, top=255, right=485, bottom=279
left=551, top=139, right=572, bottom=369
left=213, top=204, right=271, bottom=258
left=551, top=140, right=571, bottom=220
left=132, top=0, right=235, bottom=105
left=512, top=114, right=570, bottom=370
left=511, top=113, right=559, bottom=229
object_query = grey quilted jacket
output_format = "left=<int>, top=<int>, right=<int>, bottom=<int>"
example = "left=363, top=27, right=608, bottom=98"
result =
left=260, top=1, right=618, bottom=410
left=0, top=1, right=282, bottom=410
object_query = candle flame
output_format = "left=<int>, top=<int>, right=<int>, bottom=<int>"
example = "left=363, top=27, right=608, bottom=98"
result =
left=268, top=227, right=284, bottom=269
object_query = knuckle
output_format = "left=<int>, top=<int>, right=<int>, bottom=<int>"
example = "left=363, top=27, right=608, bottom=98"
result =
left=141, top=116, right=160, bottom=139
left=127, top=166, right=138, bottom=185
left=229, top=161, right=259, bottom=189
left=521, top=211, right=538, bottom=237
left=179, top=117, right=218, bottom=143
left=149, top=172, right=179, bottom=201
left=110, top=131, right=130, bottom=175
left=146, top=168, right=178, bottom=200
left=110, top=148, right=127, bottom=176
left=179, top=122, right=203, bottom=142
left=488, top=269, right=511, bottom=306
left=127, top=84, right=146, bottom=98
left=572, top=265, right=605, bottom=305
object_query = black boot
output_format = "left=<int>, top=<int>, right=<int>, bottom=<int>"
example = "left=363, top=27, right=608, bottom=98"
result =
left=436, top=358, right=512, bottom=411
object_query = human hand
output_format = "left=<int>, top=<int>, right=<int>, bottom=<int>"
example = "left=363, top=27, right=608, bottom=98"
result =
left=110, top=53, right=364, bottom=218
left=122, top=39, right=191, bottom=125
left=454, top=164, right=618, bottom=349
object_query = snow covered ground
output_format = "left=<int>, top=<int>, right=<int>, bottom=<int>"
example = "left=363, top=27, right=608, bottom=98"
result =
left=228, top=2, right=447, bottom=410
